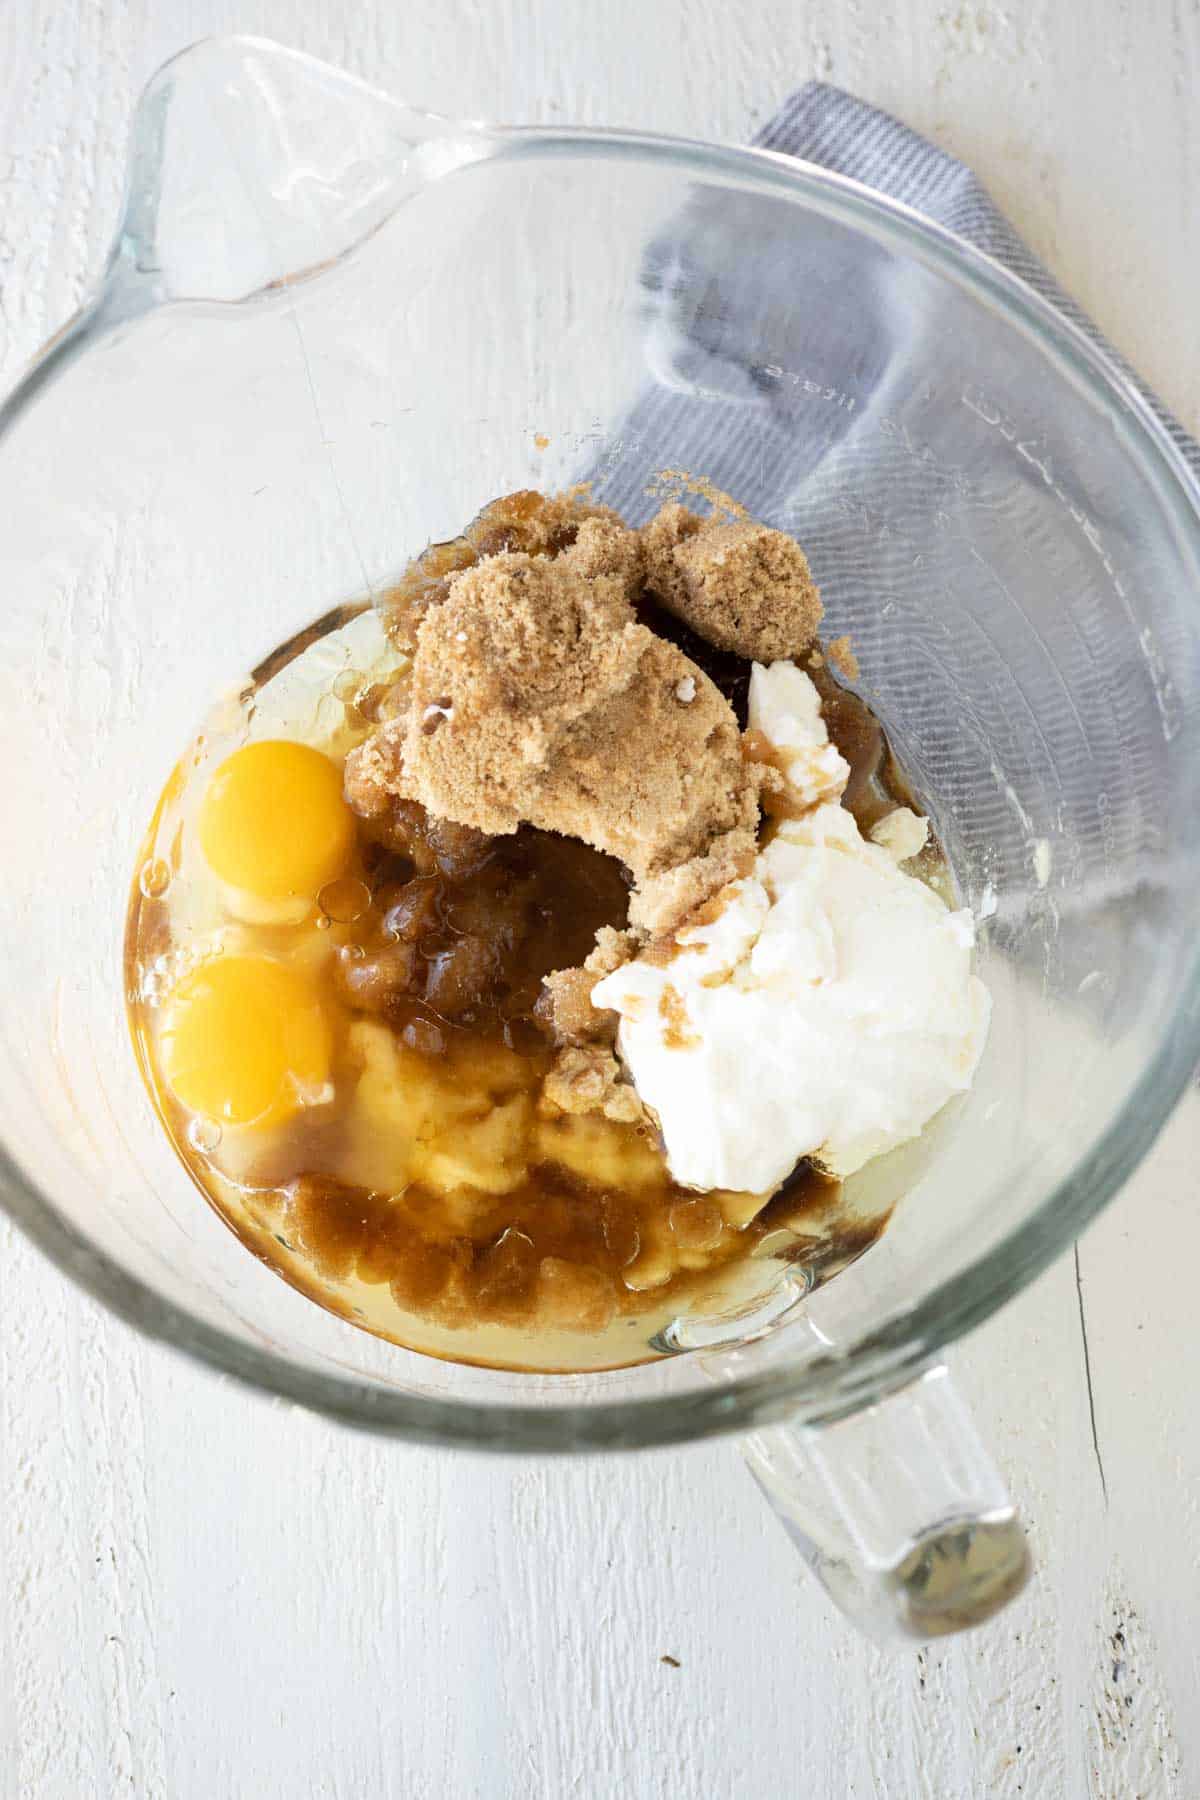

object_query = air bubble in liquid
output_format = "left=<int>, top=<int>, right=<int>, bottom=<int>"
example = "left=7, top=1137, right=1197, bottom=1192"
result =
left=139, top=857, right=172, bottom=900
left=317, top=876, right=370, bottom=924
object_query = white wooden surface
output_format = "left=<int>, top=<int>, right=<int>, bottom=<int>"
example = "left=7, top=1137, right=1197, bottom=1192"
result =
left=3, top=3, right=1200, bottom=1794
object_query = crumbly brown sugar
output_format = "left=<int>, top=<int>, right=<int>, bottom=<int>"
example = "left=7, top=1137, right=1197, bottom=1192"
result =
left=536, top=925, right=636, bottom=1046
left=541, top=1044, right=643, bottom=1123
left=560, top=514, right=645, bottom=599
left=375, top=488, right=628, bottom=651
left=346, top=547, right=757, bottom=887
left=827, top=634, right=861, bottom=682
left=627, top=826, right=759, bottom=936
left=346, top=487, right=838, bottom=1037
left=641, top=502, right=823, bottom=662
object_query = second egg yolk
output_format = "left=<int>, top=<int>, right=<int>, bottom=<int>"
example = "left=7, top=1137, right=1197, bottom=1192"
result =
left=161, top=954, right=333, bottom=1128
left=200, top=740, right=355, bottom=900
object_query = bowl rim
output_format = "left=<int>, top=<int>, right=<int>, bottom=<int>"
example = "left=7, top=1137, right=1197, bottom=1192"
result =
left=4, top=46, right=1200, bottom=1449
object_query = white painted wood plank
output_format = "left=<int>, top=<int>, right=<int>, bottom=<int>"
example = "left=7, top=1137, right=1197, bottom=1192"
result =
left=2, top=2, right=1199, bottom=1795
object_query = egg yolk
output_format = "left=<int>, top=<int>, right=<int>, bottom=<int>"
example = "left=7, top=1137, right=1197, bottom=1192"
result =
left=161, top=954, right=333, bottom=1128
left=200, top=740, right=355, bottom=900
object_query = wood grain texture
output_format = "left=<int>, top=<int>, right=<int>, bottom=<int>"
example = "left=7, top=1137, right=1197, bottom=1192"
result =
left=2, top=2, right=1200, bottom=1794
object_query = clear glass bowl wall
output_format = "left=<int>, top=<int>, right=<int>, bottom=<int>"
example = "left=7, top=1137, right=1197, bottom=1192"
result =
left=1, top=108, right=1198, bottom=1448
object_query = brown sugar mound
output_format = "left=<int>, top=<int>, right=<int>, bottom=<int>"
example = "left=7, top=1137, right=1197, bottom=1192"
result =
left=345, top=487, right=841, bottom=1031
left=376, top=488, right=633, bottom=651
left=641, top=502, right=823, bottom=662
left=348, top=548, right=757, bottom=887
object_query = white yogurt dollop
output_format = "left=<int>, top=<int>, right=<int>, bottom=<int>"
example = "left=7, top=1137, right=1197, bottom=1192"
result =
left=592, top=664, right=990, bottom=1194
left=747, top=658, right=851, bottom=810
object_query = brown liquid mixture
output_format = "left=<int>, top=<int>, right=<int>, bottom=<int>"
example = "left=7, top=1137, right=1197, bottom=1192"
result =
left=127, top=493, right=914, bottom=1370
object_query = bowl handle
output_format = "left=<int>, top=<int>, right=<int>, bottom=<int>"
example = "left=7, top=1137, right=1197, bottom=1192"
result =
left=113, top=36, right=496, bottom=309
left=743, top=1363, right=1031, bottom=1640
left=0, top=39, right=499, bottom=473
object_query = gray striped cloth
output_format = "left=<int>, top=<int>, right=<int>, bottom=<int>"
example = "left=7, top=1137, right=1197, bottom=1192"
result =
left=590, top=80, right=1198, bottom=520
left=756, top=83, right=1198, bottom=473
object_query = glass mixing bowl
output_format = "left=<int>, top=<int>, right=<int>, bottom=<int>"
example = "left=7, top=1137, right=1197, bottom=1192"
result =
left=2, top=38, right=1199, bottom=1639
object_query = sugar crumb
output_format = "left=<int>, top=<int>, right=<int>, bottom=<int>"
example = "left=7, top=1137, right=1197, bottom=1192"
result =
left=541, top=1044, right=643, bottom=1122
left=827, top=634, right=860, bottom=681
